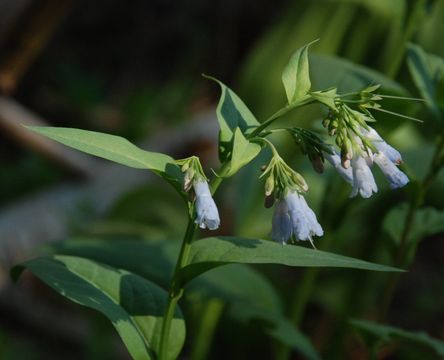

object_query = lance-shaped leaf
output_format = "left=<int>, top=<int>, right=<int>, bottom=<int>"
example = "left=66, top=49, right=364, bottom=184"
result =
left=224, top=127, right=262, bottom=177
left=204, top=76, right=260, bottom=161
left=180, top=236, right=403, bottom=283
left=27, top=126, right=183, bottom=187
left=407, top=43, right=444, bottom=119
left=350, top=319, right=444, bottom=357
left=282, top=40, right=318, bottom=104
left=51, top=238, right=319, bottom=358
left=12, top=255, right=185, bottom=360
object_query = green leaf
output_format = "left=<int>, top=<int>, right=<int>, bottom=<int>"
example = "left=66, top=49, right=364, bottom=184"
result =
left=180, top=236, right=403, bottom=283
left=282, top=40, right=318, bottom=103
left=350, top=319, right=444, bottom=357
left=407, top=43, right=444, bottom=119
left=230, top=306, right=321, bottom=360
left=12, top=255, right=185, bottom=360
left=383, top=204, right=444, bottom=262
left=204, top=76, right=260, bottom=161
left=26, top=126, right=183, bottom=186
left=224, top=128, right=262, bottom=177
left=309, top=88, right=338, bottom=110
left=51, top=238, right=319, bottom=358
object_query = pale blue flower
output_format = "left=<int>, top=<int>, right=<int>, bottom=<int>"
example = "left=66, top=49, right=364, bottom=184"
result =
left=350, top=155, right=378, bottom=198
left=361, top=127, right=402, bottom=164
left=193, top=180, right=220, bottom=230
left=374, top=152, right=409, bottom=189
left=271, top=200, right=292, bottom=244
left=324, top=151, right=354, bottom=185
left=271, top=191, right=323, bottom=246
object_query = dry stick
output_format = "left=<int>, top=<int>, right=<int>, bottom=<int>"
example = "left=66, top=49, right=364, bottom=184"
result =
left=0, top=0, right=75, bottom=94
left=0, top=96, right=96, bottom=177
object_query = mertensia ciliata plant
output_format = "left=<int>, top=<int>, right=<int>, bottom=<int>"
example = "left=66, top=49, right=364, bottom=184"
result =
left=12, top=40, right=426, bottom=360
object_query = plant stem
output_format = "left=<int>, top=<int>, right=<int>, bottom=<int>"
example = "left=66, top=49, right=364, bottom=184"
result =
left=379, top=134, right=444, bottom=321
left=158, top=160, right=232, bottom=359
left=249, top=95, right=313, bottom=138
left=158, top=216, right=197, bottom=360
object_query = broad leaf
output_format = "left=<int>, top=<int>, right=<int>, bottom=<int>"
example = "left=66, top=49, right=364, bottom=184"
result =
left=224, top=127, right=262, bottom=177
left=204, top=76, right=260, bottom=161
left=351, top=319, right=444, bottom=357
left=407, top=43, right=444, bottom=119
left=27, top=126, right=183, bottom=186
left=51, top=238, right=319, bottom=357
left=282, top=40, right=317, bottom=103
left=181, top=236, right=403, bottom=283
left=12, top=255, right=185, bottom=360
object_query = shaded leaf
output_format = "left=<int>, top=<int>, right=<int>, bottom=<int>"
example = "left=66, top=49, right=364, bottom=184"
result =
left=407, top=43, right=444, bottom=119
left=383, top=204, right=444, bottom=246
left=12, top=255, right=185, bottom=360
left=181, top=236, right=403, bottom=283
left=230, top=305, right=321, bottom=360
left=351, top=319, right=444, bottom=357
left=282, top=40, right=317, bottom=103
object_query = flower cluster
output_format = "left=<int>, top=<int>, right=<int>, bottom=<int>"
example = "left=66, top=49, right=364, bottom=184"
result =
left=323, top=100, right=409, bottom=198
left=262, top=151, right=323, bottom=247
left=178, top=156, right=220, bottom=230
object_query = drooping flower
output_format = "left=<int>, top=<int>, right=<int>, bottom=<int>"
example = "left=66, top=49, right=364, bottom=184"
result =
left=350, top=155, right=378, bottom=198
left=271, top=200, right=292, bottom=243
left=373, top=151, right=409, bottom=189
left=360, top=126, right=402, bottom=164
left=271, top=191, right=323, bottom=247
left=324, top=150, right=354, bottom=185
left=193, top=180, right=220, bottom=230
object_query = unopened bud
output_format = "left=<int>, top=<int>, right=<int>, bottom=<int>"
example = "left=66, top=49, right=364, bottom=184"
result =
left=293, top=172, right=308, bottom=192
left=265, top=174, right=275, bottom=196
left=311, top=155, right=324, bottom=174
left=183, top=169, right=195, bottom=192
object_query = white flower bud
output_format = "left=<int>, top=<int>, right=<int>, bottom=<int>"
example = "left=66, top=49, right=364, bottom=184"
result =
left=350, top=155, right=378, bottom=198
left=193, top=180, right=220, bottom=230
left=374, top=152, right=409, bottom=189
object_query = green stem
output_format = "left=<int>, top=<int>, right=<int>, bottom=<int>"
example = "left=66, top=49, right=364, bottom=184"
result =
left=249, top=95, right=314, bottom=138
left=379, top=134, right=444, bottom=321
left=158, top=216, right=197, bottom=360
left=158, top=160, right=232, bottom=360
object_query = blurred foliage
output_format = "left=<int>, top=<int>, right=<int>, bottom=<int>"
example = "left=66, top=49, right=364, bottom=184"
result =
left=2, top=0, right=444, bottom=359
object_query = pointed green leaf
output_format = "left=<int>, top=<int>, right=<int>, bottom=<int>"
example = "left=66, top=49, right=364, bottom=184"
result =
left=282, top=40, right=318, bottom=104
left=27, top=126, right=183, bottom=186
left=224, top=128, right=262, bottom=177
left=351, top=319, right=444, bottom=357
left=12, top=255, right=185, bottom=360
left=180, top=236, right=403, bottom=283
left=406, top=43, right=444, bottom=119
left=204, top=76, right=260, bottom=161
left=310, top=88, right=338, bottom=110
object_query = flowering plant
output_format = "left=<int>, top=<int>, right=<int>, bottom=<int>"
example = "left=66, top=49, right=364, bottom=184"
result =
left=12, top=41, right=441, bottom=360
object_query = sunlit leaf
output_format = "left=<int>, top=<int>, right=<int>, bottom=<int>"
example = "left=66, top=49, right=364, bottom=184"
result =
left=204, top=76, right=260, bottom=161
left=282, top=40, right=318, bottom=103
left=27, top=126, right=183, bottom=187
left=12, top=255, right=185, bottom=360
left=351, top=319, right=444, bottom=357
left=180, top=236, right=403, bottom=283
